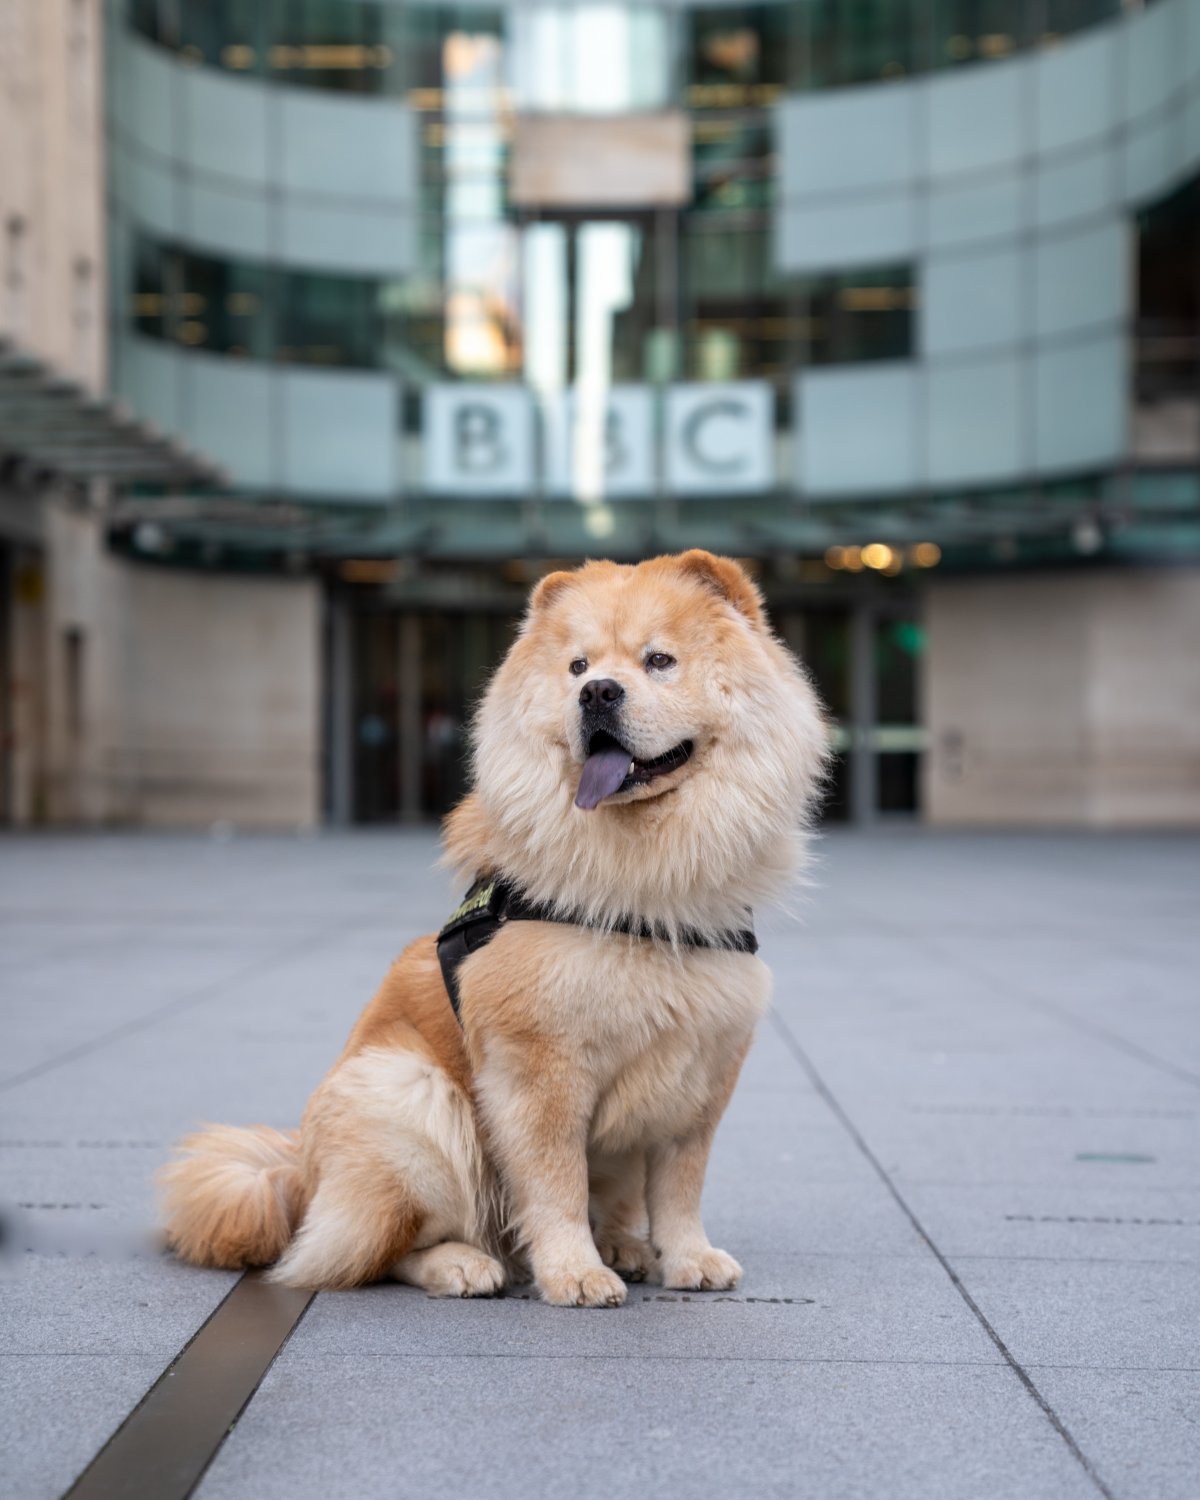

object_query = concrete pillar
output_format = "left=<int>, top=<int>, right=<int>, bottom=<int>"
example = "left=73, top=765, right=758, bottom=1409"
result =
left=923, top=568, right=1200, bottom=827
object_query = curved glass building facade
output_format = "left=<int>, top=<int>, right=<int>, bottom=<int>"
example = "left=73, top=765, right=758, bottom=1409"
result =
left=103, top=0, right=1200, bottom=823
left=108, top=0, right=1198, bottom=519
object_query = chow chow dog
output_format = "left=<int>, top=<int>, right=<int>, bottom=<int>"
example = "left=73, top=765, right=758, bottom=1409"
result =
left=161, top=551, right=827, bottom=1306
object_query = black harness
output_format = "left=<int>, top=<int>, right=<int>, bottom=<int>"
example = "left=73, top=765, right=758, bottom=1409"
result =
left=436, top=875, right=758, bottom=1023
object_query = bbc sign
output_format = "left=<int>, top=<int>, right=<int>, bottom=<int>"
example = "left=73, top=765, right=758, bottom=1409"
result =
left=424, top=382, right=774, bottom=499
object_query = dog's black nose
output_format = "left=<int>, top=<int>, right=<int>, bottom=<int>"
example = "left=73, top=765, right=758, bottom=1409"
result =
left=578, top=678, right=625, bottom=710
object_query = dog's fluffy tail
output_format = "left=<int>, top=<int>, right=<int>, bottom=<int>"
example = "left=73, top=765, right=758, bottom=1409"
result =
left=159, top=1124, right=305, bottom=1270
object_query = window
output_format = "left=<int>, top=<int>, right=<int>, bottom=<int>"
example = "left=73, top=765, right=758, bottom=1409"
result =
left=126, top=0, right=1133, bottom=98
left=932, top=0, right=1030, bottom=69
left=801, top=266, right=916, bottom=367
left=1136, top=176, right=1200, bottom=405
left=801, top=0, right=918, bottom=88
left=129, top=234, right=393, bottom=368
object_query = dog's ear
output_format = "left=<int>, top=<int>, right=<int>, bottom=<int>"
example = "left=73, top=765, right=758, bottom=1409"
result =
left=528, top=569, right=575, bottom=615
left=673, top=550, right=765, bottom=629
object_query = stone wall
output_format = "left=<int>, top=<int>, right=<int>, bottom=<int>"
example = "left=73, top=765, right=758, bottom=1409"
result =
left=923, top=569, right=1200, bottom=827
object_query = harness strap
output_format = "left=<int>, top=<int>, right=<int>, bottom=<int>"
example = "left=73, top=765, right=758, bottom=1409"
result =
left=436, top=875, right=758, bottom=1023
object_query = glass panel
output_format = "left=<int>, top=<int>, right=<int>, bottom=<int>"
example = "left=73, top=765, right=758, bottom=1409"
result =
left=688, top=4, right=789, bottom=105
left=876, top=616, right=922, bottom=815
left=802, top=0, right=918, bottom=89
left=1136, top=176, right=1200, bottom=404
left=179, top=0, right=264, bottom=71
left=509, top=4, right=670, bottom=114
left=876, top=616, right=922, bottom=726
left=277, top=268, right=377, bottom=366
left=577, top=222, right=642, bottom=388
left=521, top=223, right=569, bottom=394
left=131, top=236, right=167, bottom=340
left=269, top=0, right=393, bottom=95
left=352, top=611, right=399, bottom=824
left=128, top=228, right=917, bottom=385
left=878, top=752, right=919, bottom=813
left=801, top=265, right=916, bottom=366
left=933, top=0, right=1030, bottom=69
left=1042, top=1, right=1122, bottom=46
left=128, top=0, right=1132, bottom=94
left=801, top=609, right=852, bottom=822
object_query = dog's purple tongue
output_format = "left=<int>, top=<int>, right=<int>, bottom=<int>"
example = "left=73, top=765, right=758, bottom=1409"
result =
left=575, top=744, right=632, bottom=810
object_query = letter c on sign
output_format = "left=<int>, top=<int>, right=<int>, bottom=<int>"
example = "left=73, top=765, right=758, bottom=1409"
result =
left=682, top=399, right=749, bottom=475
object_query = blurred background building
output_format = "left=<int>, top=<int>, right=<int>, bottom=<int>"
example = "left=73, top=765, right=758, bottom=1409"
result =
left=2, top=0, right=1197, bottom=830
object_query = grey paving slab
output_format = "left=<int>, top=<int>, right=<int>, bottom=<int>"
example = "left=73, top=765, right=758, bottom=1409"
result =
left=0, top=1254, right=235, bottom=1357
left=0, top=1355, right=168, bottom=1500
left=287, top=1252, right=996, bottom=1364
left=948, top=1255, right=1200, bottom=1370
left=899, top=1180, right=1200, bottom=1266
left=194, top=1355, right=1098, bottom=1500
left=847, top=1101, right=1199, bottom=1191
left=1027, top=1368, right=1200, bottom=1500
left=2, top=828, right=1197, bottom=1500
left=703, top=1172, right=930, bottom=1258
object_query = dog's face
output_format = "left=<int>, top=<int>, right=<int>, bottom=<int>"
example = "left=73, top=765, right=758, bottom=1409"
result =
left=548, top=563, right=735, bottom=812
left=464, top=551, right=828, bottom=927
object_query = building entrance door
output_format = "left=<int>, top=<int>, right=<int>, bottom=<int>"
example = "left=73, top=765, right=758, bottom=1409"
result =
left=346, top=605, right=519, bottom=824
left=339, top=591, right=922, bottom=826
left=776, top=600, right=925, bottom=823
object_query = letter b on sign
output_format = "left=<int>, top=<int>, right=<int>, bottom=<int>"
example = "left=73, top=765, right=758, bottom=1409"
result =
left=425, top=386, right=534, bottom=496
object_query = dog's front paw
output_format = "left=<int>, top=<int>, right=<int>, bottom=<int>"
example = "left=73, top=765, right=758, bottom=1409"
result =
left=539, top=1263, right=627, bottom=1307
left=660, top=1247, right=742, bottom=1292
left=596, top=1230, right=656, bottom=1282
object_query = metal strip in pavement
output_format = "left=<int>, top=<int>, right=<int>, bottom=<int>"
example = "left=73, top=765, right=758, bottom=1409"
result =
left=62, top=1272, right=314, bottom=1500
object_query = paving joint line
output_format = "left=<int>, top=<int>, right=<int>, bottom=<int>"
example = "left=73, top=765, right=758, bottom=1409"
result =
left=768, top=1007, right=1120, bottom=1500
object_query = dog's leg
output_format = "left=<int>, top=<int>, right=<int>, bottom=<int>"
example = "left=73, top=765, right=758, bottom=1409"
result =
left=645, top=1128, right=742, bottom=1291
left=393, top=1241, right=505, bottom=1298
left=590, top=1151, right=654, bottom=1281
left=644, top=1043, right=749, bottom=1292
left=476, top=1051, right=626, bottom=1308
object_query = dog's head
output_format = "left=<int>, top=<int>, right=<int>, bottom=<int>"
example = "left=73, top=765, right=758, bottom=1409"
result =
left=452, top=551, right=829, bottom=932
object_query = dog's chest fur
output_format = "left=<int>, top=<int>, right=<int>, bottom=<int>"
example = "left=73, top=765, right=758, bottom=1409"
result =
left=465, top=923, right=771, bottom=1153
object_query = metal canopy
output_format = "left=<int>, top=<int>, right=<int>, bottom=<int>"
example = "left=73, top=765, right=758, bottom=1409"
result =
left=105, top=468, right=1200, bottom=566
left=0, top=338, right=225, bottom=488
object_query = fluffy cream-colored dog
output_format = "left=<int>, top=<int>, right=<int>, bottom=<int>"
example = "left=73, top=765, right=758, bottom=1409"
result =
left=161, top=551, right=827, bottom=1306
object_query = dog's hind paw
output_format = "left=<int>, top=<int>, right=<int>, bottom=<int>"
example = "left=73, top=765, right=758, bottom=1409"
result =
left=394, top=1242, right=506, bottom=1298
left=595, top=1230, right=655, bottom=1282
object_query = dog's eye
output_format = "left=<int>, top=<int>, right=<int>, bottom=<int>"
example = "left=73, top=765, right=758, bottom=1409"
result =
left=569, top=658, right=588, bottom=676
left=646, top=652, right=676, bottom=671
